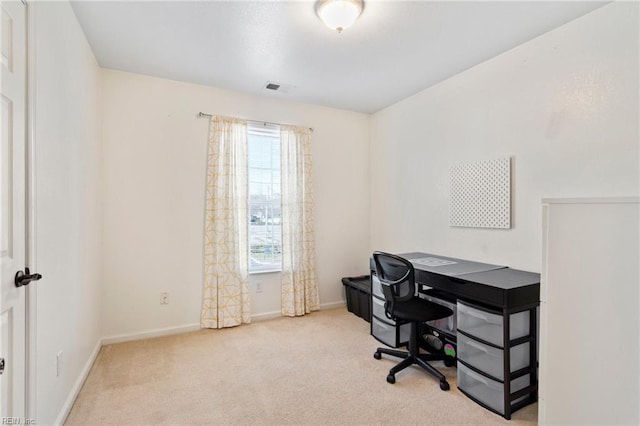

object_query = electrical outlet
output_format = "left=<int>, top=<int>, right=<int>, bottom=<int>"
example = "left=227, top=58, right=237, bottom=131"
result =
left=160, top=291, right=169, bottom=305
left=255, top=281, right=263, bottom=293
left=56, top=351, right=63, bottom=378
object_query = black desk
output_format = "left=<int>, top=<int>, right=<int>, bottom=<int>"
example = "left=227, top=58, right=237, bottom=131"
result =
left=370, top=252, right=540, bottom=420
left=402, top=252, right=540, bottom=310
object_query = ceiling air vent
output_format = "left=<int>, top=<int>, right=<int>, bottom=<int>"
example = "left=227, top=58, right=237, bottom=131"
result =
left=263, top=81, right=295, bottom=94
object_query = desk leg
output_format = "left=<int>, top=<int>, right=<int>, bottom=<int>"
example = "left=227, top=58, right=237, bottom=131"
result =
left=529, top=306, right=538, bottom=403
left=503, top=307, right=512, bottom=420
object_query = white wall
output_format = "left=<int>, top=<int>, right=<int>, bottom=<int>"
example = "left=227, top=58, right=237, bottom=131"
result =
left=539, top=198, right=639, bottom=424
left=370, top=2, right=639, bottom=272
left=32, top=1, right=103, bottom=424
left=100, top=70, right=370, bottom=339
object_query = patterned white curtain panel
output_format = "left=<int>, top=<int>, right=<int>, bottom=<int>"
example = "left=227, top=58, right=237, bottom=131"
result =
left=201, top=116, right=251, bottom=329
left=280, top=125, right=319, bottom=316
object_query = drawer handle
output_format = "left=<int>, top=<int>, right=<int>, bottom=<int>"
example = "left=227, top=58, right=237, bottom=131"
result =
left=466, top=340, right=489, bottom=354
left=466, top=310, right=488, bottom=320
left=466, top=368, right=489, bottom=386
left=466, top=309, right=501, bottom=324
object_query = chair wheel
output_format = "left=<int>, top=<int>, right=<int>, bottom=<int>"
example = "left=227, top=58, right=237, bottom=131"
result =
left=374, top=351, right=381, bottom=360
left=386, top=374, right=396, bottom=384
left=440, top=381, right=450, bottom=391
left=444, top=357, right=455, bottom=367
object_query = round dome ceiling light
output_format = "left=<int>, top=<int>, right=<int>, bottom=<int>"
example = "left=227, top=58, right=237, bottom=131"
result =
left=315, top=0, right=364, bottom=33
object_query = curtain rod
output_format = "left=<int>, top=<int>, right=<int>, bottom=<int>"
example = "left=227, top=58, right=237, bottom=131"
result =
left=198, top=112, right=313, bottom=132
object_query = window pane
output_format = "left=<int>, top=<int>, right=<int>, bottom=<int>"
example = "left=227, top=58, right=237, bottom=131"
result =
left=249, top=203, right=282, bottom=271
left=248, top=182, right=270, bottom=198
left=248, top=129, right=281, bottom=272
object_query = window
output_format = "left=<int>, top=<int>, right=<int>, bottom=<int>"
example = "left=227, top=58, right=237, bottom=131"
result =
left=248, top=123, right=281, bottom=273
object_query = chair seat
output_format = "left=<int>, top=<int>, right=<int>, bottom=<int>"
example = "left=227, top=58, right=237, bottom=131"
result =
left=392, top=298, right=453, bottom=323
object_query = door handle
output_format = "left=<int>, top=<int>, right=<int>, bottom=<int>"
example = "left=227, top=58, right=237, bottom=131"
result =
left=14, top=267, right=42, bottom=288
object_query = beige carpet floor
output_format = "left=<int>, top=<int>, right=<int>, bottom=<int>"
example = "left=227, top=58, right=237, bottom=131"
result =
left=66, top=307, right=537, bottom=425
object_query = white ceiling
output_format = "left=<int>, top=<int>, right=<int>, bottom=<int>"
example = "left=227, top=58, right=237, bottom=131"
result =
left=70, top=1, right=608, bottom=114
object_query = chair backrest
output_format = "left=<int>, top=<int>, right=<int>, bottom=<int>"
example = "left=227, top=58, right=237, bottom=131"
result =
left=372, top=252, right=416, bottom=312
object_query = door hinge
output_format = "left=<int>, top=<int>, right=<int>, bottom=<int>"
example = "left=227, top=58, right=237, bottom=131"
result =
left=0, top=358, right=5, bottom=375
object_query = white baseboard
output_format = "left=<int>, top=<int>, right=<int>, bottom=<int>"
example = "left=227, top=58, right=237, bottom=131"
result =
left=320, top=300, right=346, bottom=310
left=251, top=301, right=346, bottom=322
left=54, top=339, right=102, bottom=426
left=101, top=323, right=201, bottom=345
left=102, top=302, right=347, bottom=343
left=251, top=310, right=282, bottom=322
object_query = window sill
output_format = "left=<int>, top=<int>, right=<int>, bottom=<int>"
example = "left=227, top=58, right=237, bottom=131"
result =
left=249, top=269, right=282, bottom=275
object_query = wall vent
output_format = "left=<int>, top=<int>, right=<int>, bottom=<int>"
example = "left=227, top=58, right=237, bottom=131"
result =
left=263, top=81, right=295, bottom=94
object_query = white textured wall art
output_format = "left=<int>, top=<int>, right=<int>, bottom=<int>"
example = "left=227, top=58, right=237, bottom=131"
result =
left=450, top=157, right=511, bottom=229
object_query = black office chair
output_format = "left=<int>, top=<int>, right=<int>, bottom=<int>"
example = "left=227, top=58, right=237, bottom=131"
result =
left=372, top=251, right=454, bottom=390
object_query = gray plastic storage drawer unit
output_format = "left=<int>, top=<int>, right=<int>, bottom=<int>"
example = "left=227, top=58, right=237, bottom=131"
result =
left=457, top=333, right=530, bottom=381
left=370, top=270, right=411, bottom=348
left=371, top=316, right=411, bottom=348
left=371, top=274, right=384, bottom=299
left=457, top=301, right=529, bottom=346
left=456, top=300, right=536, bottom=418
left=457, top=363, right=530, bottom=415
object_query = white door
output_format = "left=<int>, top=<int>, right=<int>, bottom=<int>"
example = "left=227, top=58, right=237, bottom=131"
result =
left=0, top=0, right=27, bottom=419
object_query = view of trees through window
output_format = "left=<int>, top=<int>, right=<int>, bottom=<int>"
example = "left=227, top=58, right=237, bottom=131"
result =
left=248, top=125, right=281, bottom=272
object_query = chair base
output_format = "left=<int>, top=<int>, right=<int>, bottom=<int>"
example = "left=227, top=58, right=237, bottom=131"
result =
left=374, top=348, right=451, bottom=390
left=374, top=322, right=451, bottom=391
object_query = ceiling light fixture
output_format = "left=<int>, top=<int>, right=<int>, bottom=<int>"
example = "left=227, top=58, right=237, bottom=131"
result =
left=315, top=0, right=364, bottom=34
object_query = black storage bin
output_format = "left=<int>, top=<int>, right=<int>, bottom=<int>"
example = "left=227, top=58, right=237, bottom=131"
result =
left=341, top=275, right=371, bottom=322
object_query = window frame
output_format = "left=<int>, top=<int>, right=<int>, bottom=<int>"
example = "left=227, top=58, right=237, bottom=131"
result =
left=247, top=123, right=282, bottom=274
